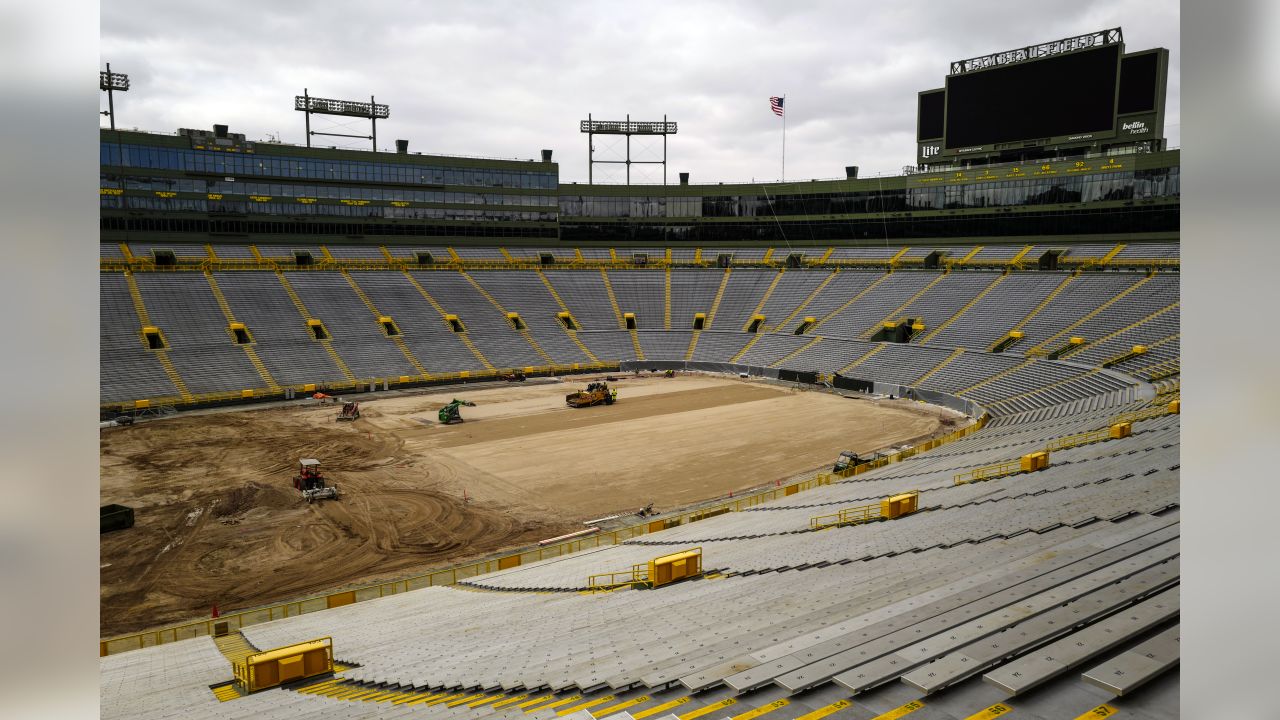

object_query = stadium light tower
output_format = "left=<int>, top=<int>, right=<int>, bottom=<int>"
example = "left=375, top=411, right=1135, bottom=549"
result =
left=581, top=114, right=678, bottom=185
left=295, top=89, right=391, bottom=151
left=99, top=63, right=130, bottom=130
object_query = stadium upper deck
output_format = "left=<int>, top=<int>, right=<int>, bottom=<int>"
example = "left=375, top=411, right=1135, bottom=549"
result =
left=102, top=126, right=1178, bottom=247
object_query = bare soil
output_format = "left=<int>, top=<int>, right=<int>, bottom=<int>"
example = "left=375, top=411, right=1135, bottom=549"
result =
left=100, top=374, right=963, bottom=636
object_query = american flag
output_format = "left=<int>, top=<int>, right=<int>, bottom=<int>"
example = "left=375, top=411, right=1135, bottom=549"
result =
left=769, top=96, right=785, bottom=117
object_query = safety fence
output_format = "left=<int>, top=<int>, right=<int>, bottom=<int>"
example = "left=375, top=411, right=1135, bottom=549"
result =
left=99, top=375, right=995, bottom=656
left=100, top=362, right=620, bottom=416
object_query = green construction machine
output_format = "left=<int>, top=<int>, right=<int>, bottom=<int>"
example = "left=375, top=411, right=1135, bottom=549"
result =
left=438, top=398, right=476, bottom=424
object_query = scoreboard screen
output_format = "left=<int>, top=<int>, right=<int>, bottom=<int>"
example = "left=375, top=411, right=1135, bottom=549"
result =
left=944, top=43, right=1121, bottom=148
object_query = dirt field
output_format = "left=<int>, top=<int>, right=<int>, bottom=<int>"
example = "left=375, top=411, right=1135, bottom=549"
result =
left=100, top=373, right=965, bottom=636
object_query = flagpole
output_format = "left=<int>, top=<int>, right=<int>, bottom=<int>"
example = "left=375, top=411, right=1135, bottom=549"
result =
left=782, top=93, right=786, bottom=182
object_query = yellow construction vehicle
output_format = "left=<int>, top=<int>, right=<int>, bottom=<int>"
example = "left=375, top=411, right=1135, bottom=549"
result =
left=566, top=381, right=615, bottom=408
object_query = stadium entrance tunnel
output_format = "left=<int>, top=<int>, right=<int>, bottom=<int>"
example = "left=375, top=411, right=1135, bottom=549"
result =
left=870, top=318, right=924, bottom=343
left=624, top=313, right=637, bottom=330
left=305, top=319, right=329, bottom=340
left=746, top=315, right=765, bottom=333
left=692, top=313, right=706, bottom=330
left=228, top=322, right=253, bottom=344
left=151, top=249, right=176, bottom=267
left=377, top=316, right=401, bottom=337
left=557, top=311, right=578, bottom=330
left=141, top=326, right=167, bottom=349
left=415, top=252, right=434, bottom=265
left=293, top=251, right=314, bottom=267
left=794, top=316, right=816, bottom=334
left=506, top=312, right=526, bottom=331
left=445, top=315, right=466, bottom=333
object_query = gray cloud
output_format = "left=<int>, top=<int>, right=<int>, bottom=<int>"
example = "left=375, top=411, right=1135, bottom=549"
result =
left=101, top=0, right=1179, bottom=184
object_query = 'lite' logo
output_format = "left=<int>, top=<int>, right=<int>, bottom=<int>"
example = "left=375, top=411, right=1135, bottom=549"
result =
left=921, top=145, right=940, bottom=158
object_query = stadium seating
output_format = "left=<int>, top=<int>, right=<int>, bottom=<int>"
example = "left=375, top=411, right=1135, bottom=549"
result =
left=100, top=243, right=1179, bottom=719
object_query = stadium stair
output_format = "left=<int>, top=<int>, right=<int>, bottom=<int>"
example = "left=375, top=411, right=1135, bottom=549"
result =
left=203, top=243, right=217, bottom=261
left=955, top=245, right=984, bottom=265
left=459, top=270, right=556, bottom=364
left=769, top=271, right=837, bottom=333
left=203, top=271, right=280, bottom=390
left=1098, top=244, right=1127, bottom=265
left=340, top=270, right=432, bottom=377
left=955, top=357, right=1038, bottom=397
left=860, top=271, right=949, bottom=340
left=990, top=273, right=1079, bottom=350
left=274, top=271, right=358, bottom=382
left=810, top=271, right=893, bottom=334
left=1007, top=245, right=1035, bottom=267
left=918, top=274, right=1008, bottom=344
left=599, top=269, right=626, bottom=328
left=122, top=271, right=193, bottom=401
left=983, top=368, right=1109, bottom=412
left=1065, top=303, right=1180, bottom=361
left=914, top=348, right=965, bottom=385
left=837, top=343, right=885, bottom=375
left=705, top=268, right=733, bottom=329
left=683, top=329, right=702, bottom=360
left=631, top=328, right=646, bottom=361
left=401, top=271, right=496, bottom=371
left=1027, top=273, right=1156, bottom=355
left=769, top=336, right=823, bottom=368
left=379, top=245, right=395, bottom=262
left=729, top=334, right=761, bottom=363
left=742, top=270, right=786, bottom=331
left=665, top=267, right=673, bottom=330
left=536, top=271, right=600, bottom=362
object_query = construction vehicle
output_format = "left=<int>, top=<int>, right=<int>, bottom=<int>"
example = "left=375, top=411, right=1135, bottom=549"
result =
left=293, top=458, right=339, bottom=503
left=438, top=398, right=476, bottom=424
left=833, top=451, right=862, bottom=473
left=336, top=402, right=360, bottom=421
left=500, top=369, right=527, bottom=382
left=566, top=381, right=615, bottom=408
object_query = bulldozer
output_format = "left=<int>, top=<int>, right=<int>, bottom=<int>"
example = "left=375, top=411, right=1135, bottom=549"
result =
left=293, top=458, right=339, bottom=503
left=336, top=402, right=360, bottom=421
left=499, top=369, right=527, bottom=382
left=566, top=381, right=615, bottom=408
left=438, top=398, right=476, bottom=424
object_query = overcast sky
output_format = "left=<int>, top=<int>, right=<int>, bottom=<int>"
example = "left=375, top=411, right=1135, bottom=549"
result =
left=100, top=0, right=1178, bottom=185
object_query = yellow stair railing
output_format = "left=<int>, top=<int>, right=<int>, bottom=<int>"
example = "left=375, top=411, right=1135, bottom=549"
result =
left=401, top=271, right=495, bottom=371
left=955, top=357, right=1037, bottom=397
left=811, top=271, right=894, bottom=332
left=1027, top=274, right=1156, bottom=355
left=770, top=336, right=823, bottom=368
left=860, top=271, right=949, bottom=340
left=837, top=343, right=885, bottom=375
left=982, top=368, right=1105, bottom=411
left=340, top=271, right=431, bottom=377
left=535, top=271, right=599, bottom=362
left=123, top=271, right=193, bottom=401
left=914, top=348, right=964, bottom=386
left=1098, top=244, right=1127, bottom=265
left=771, top=270, right=837, bottom=333
left=599, top=268, right=625, bottom=328
left=918, top=273, right=1008, bottom=344
left=990, top=273, right=1078, bottom=351
left=204, top=272, right=280, bottom=390
left=458, top=270, right=554, bottom=364
left=1007, top=245, right=1036, bottom=268
left=664, top=267, right=672, bottom=330
left=729, top=334, right=761, bottom=363
left=743, top=269, right=785, bottom=331
left=276, top=272, right=357, bottom=382
left=705, top=268, right=733, bottom=328
left=683, top=330, right=702, bottom=360
left=630, top=328, right=645, bottom=361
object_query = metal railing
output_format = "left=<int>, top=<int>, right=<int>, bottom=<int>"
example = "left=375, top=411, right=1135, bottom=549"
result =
left=810, top=503, right=880, bottom=530
left=587, top=563, right=649, bottom=592
left=954, top=458, right=1024, bottom=486
left=1044, top=427, right=1113, bottom=452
